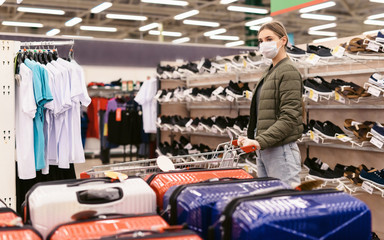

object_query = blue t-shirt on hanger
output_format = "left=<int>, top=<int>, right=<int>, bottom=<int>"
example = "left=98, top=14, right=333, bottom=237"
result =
left=24, top=59, right=53, bottom=171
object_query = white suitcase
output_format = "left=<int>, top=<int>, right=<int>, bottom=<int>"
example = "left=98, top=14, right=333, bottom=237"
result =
left=24, top=177, right=156, bottom=239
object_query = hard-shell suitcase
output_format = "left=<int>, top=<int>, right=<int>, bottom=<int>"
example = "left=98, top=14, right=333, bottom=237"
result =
left=0, top=208, right=19, bottom=224
left=0, top=226, right=43, bottom=240
left=214, top=189, right=371, bottom=240
left=24, top=177, right=156, bottom=238
left=146, top=168, right=253, bottom=210
left=99, top=229, right=202, bottom=240
left=162, top=177, right=289, bottom=238
left=47, top=214, right=169, bottom=240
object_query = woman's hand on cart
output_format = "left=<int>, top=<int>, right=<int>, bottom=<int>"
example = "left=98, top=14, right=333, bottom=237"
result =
left=237, top=136, right=260, bottom=150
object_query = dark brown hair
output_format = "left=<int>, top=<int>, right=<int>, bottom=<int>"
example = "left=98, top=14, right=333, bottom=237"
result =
left=258, top=21, right=289, bottom=46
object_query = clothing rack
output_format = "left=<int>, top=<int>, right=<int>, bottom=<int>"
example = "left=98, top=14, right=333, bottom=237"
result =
left=20, top=40, right=75, bottom=47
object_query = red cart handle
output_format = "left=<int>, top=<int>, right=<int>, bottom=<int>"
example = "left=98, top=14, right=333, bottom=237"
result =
left=232, top=139, right=258, bottom=153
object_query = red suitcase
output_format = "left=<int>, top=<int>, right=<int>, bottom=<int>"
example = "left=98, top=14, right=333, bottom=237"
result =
left=0, top=226, right=43, bottom=240
left=47, top=214, right=169, bottom=240
left=98, top=229, right=202, bottom=240
left=146, top=168, right=253, bottom=210
left=0, top=208, right=19, bottom=225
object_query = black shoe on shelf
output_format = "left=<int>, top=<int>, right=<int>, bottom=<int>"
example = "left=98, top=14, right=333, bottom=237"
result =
left=287, top=45, right=307, bottom=57
left=227, top=80, right=243, bottom=96
left=304, top=78, right=333, bottom=93
left=214, top=116, right=229, bottom=129
left=307, top=45, right=333, bottom=57
left=190, top=117, right=200, bottom=127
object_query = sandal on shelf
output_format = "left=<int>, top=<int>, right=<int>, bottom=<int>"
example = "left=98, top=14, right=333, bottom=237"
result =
left=335, top=86, right=360, bottom=99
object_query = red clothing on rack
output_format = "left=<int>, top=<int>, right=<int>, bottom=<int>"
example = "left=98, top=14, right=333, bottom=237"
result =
left=86, top=97, right=109, bottom=138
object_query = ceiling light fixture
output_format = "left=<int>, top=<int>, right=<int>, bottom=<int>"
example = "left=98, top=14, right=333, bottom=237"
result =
left=203, top=28, right=226, bottom=36
left=312, top=36, right=337, bottom=43
left=139, top=22, right=159, bottom=31
left=2, top=21, right=43, bottom=28
left=364, top=19, right=384, bottom=25
left=309, top=23, right=337, bottom=31
left=106, top=14, right=147, bottom=21
left=300, top=13, right=337, bottom=21
left=299, top=1, right=336, bottom=13
left=368, top=13, right=384, bottom=20
left=17, top=7, right=65, bottom=15
left=90, top=2, right=112, bottom=14
left=183, top=19, right=220, bottom=27
left=62, top=35, right=94, bottom=39
left=80, top=26, right=117, bottom=32
left=0, top=0, right=5, bottom=6
left=65, top=17, right=82, bottom=27
left=220, top=0, right=238, bottom=4
left=249, top=25, right=261, bottom=31
left=172, top=37, right=190, bottom=44
left=46, top=28, right=60, bottom=36
left=174, top=10, right=199, bottom=20
left=308, top=30, right=337, bottom=37
left=245, top=16, right=273, bottom=26
left=210, top=35, right=240, bottom=41
left=148, top=30, right=182, bottom=37
left=225, top=40, right=244, bottom=47
left=370, top=0, right=384, bottom=3
left=141, top=0, right=188, bottom=6
left=362, top=29, right=384, bottom=35
left=227, top=6, right=268, bottom=14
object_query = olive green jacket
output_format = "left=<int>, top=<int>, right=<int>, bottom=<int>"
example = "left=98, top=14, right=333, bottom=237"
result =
left=247, top=57, right=303, bottom=150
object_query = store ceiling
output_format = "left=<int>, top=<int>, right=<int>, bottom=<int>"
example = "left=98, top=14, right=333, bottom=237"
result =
left=0, top=0, right=383, bottom=46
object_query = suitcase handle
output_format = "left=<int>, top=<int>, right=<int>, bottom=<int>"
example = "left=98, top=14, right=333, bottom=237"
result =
left=67, top=178, right=114, bottom=187
left=76, top=187, right=123, bottom=204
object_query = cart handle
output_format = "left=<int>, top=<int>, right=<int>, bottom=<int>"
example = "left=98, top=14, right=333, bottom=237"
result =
left=232, top=140, right=258, bottom=153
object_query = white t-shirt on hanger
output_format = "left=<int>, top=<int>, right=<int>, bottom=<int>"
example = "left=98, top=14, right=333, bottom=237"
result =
left=134, top=77, right=157, bottom=133
left=16, top=64, right=37, bottom=179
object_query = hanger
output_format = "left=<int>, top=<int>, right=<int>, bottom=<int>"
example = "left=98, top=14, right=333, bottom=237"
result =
left=52, top=47, right=59, bottom=60
left=68, top=47, right=74, bottom=62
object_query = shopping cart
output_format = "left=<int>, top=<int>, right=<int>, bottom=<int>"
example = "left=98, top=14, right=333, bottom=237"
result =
left=80, top=140, right=257, bottom=179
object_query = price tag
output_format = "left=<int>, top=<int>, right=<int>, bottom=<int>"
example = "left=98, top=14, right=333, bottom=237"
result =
left=336, top=183, right=345, bottom=192
left=164, top=92, right=172, bottom=102
left=367, top=86, right=381, bottom=97
left=184, top=143, right=193, bottom=150
left=336, top=134, right=351, bottom=142
left=370, top=136, right=384, bottom=148
left=115, top=108, right=122, bottom=122
left=308, top=89, right=319, bottom=102
left=310, top=131, right=320, bottom=143
left=184, top=88, right=193, bottom=96
left=173, top=126, right=179, bottom=132
left=243, top=59, right=247, bottom=68
left=367, top=41, right=381, bottom=52
left=154, top=90, right=163, bottom=99
left=197, top=124, right=204, bottom=131
left=305, top=53, right=320, bottom=65
left=245, top=90, right=253, bottom=100
left=331, top=46, right=345, bottom=58
left=197, top=57, right=204, bottom=70
left=335, top=92, right=345, bottom=103
left=224, top=64, right=228, bottom=72
left=226, top=95, right=235, bottom=102
left=361, top=181, right=374, bottom=194
left=212, top=86, right=224, bottom=96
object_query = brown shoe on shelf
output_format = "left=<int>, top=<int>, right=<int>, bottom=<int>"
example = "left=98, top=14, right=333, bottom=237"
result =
left=343, top=165, right=363, bottom=186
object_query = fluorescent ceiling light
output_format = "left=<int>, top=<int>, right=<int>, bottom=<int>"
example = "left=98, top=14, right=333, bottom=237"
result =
left=0, top=0, right=5, bottom=6
left=80, top=25, right=117, bottom=32
left=106, top=14, right=147, bottom=21
left=139, top=22, right=159, bottom=31
left=203, top=28, right=226, bottom=36
left=308, top=30, right=337, bottom=37
left=300, top=13, right=337, bottom=21
left=210, top=35, right=240, bottom=41
left=370, top=0, right=384, bottom=3
left=141, top=0, right=188, bottom=6
left=364, top=19, right=384, bottom=25
left=174, top=10, right=199, bottom=20
left=220, top=0, right=238, bottom=4
left=227, top=6, right=268, bottom=14
left=2, top=21, right=43, bottom=28
left=363, top=29, right=383, bottom=35
left=90, top=2, right=112, bottom=14
left=299, top=1, right=336, bottom=13
left=172, top=37, right=190, bottom=44
left=313, top=36, right=337, bottom=43
left=46, top=28, right=60, bottom=36
left=249, top=25, right=261, bottom=31
left=225, top=40, right=244, bottom=47
left=368, top=13, right=384, bottom=20
left=62, top=35, right=94, bottom=39
left=17, top=7, right=65, bottom=15
left=245, top=16, right=273, bottom=26
left=309, top=23, right=337, bottom=31
left=183, top=19, right=220, bottom=27
left=148, top=30, right=182, bottom=37
left=65, top=17, right=82, bottom=27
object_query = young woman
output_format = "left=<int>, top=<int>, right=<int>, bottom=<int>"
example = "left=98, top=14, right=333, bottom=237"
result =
left=238, top=21, right=303, bottom=187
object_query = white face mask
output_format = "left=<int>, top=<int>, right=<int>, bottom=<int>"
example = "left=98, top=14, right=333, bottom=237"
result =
left=259, top=40, right=282, bottom=59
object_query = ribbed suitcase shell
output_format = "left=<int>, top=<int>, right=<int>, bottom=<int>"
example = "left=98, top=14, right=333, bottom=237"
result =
left=25, top=177, right=156, bottom=239
left=162, top=178, right=289, bottom=238
left=217, top=189, right=371, bottom=240
left=0, top=208, right=19, bottom=224
left=100, top=229, right=202, bottom=240
left=47, top=214, right=169, bottom=240
left=146, top=168, right=253, bottom=210
left=0, top=226, right=43, bottom=240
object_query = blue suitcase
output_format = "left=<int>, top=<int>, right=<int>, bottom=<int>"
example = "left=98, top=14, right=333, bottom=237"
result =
left=162, top=178, right=290, bottom=238
left=211, top=189, right=371, bottom=240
